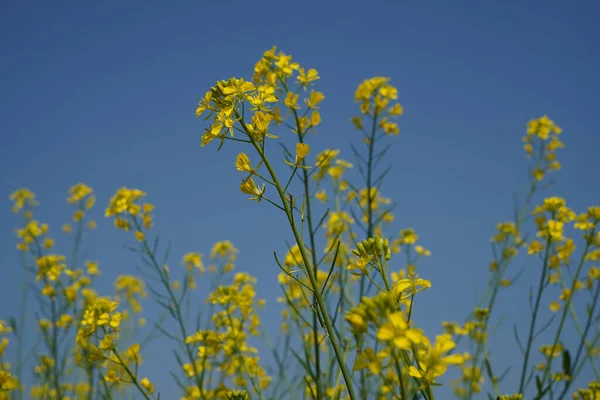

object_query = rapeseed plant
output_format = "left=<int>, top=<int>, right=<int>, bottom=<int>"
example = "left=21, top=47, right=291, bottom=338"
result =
left=3, top=46, right=599, bottom=400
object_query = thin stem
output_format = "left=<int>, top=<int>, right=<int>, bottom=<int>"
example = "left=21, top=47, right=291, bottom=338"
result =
left=359, top=109, right=379, bottom=300
left=236, top=112, right=357, bottom=400
left=518, top=236, right=552, bottom=393
left=557, top=281, right=600, bottom=399
left=559, top=275, right=600, bottom=379
left=466, top=181, right=537, bottom=400
left=392, top=350, right=408, bottom=400
left=111, top=349, right=152, bottom=400
left=133, top=217, right=206, bottom=400
left=538, top=228, right=596, bottom=390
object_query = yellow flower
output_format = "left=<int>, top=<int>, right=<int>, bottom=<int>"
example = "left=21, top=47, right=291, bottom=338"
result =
left=85, top=261, right=100, bottom=275
left=500, top=279, right=512, bottom=287
left=388, top=103, right=404, bottom=116
left=240, top=178, right=266, bottom=202
left=73, top=209, right=85, bottom=222
left=245, top=111, right=275, bottom=140
left=0, top=370, right=17, bottom=390
left=560, top=288, right=571, bottom=301
left=354, top=77, right=401, bottom=116
left=99, top=333, right=114, bottom=350
left=104, top=369, right=120, bottom=383
left=415, top=245, right=431, bottom=257
left=352, top=347, right=382, bottom=375
left=546, top=220, right=564, bottom=241
left=351, top=116, right=363, bottom=130
left=589, top=267, right=600, bottom=280
left=474, top=308, right=489, bottom=321
left=182, top=252, right=205, bottom=273
left=85, top=195, right=96, bottom=210
left=236, top=153, right=252, bottom=172
left=393, top=273, right=432, bottom=301
left=549, top=301, right=561, bottom=312
left=285, top=143, right=311, bottom=168
left=56, top=314, right=74, bottom=329
left=105, top=187, right=147, bottom=218
left=532, top=167, right=544, bottom=181
left=310, top=111, right=321, bottom=127
left=315, top=189, right=328, bottom=203
left=67, top=183, right=93, bottom=204
left=222, top=78, right=255, bottom=102
left=345, top=312, right=368, bottom=333
left=527, top=115, right=561, bottom=140
left=346, top=255, right=373, bottom=276
left=284, top=91, right=300, bottom=110
left=377, top=311, right=423, bottom=350
left=140, top=377, right=155, bottom=394
left=408, top=334, right=463, bottom=384
left=528, top=240, right=544, bottom=255
left=296, top=68, right=319, bottom=88
left=9, top=188, right=38, bottom=213
left=305, top=90, right=325, bottom=109
left=540, top=343, right=563, bottom=358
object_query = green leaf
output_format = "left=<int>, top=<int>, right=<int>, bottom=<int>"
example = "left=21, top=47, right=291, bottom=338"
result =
left=9, top=317, right=17, bottom=334
left=484, top=358, right=495, bottom=382
left=562, top=349, right=572, bottom=377
left=535, top=375, right=542, bottom=393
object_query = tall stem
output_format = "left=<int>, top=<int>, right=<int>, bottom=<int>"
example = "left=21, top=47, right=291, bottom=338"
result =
left=133, top=217, right=207, bottom=399
left=466, top=182, right=536, bottom=399
left=518, top=236, right=552, bottom=392
left=537, top=229, right=595, bottom=393
left=240, top=118, right=357, bottom=400
left=292, top=107, right=323, bottom=400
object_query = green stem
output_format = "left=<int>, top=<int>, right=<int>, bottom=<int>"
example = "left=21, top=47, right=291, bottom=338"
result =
left=133, top=218, right=206, bottom=400
left=295, top=120, right=323, bottom=400
left=518, top=236, right=552, bottom=393
left=559, top=275, right=600, bottom=379
left=391, top=350, right=408, bottom=400
left=557, top=281, right=600, bottom=399
left=466, top=182, right=537, bottom=400
left=358, top=108, right=378, bottom=400
left=359, top=109, right=379, bottom=301
left=111, top=349, right=151, bottom=400
left=238, top=115, right=357, bottom=400
left=537, top=228, right=596, bottom=391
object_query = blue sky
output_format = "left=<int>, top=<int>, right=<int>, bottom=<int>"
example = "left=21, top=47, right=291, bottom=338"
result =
left=1, top=0, right=600, bottom=398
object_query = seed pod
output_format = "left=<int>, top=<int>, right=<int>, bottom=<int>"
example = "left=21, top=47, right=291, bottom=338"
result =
left=356, top=242, right=366, bottom=256
left=383, top=238, right=390, bottom=254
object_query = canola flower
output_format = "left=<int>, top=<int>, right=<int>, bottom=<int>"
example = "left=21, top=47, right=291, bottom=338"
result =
left=2, top=46, right=598, bottom=400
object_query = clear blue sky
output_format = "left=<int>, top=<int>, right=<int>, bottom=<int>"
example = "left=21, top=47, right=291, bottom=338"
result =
left=2, top=0, right=599, bottom=398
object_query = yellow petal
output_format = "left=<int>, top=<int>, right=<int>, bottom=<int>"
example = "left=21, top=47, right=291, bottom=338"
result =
left=296, top=143, right=310, bottom=161
left=377, top=325, right=394, bottom=340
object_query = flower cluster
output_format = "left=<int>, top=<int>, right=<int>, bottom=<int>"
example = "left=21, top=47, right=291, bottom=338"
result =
left=105, top=187, right=153, bottom=240
left=64, top=183, right=97, bottom=231
left=524, top=115, right=563, bottom=181
left=352, top=77, right=403, bottom=135
left=115, top=275, right=146, bottom=314
left=9, top=188, right=38, bottom=214
left=79, top=298, right=122, bottom=339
